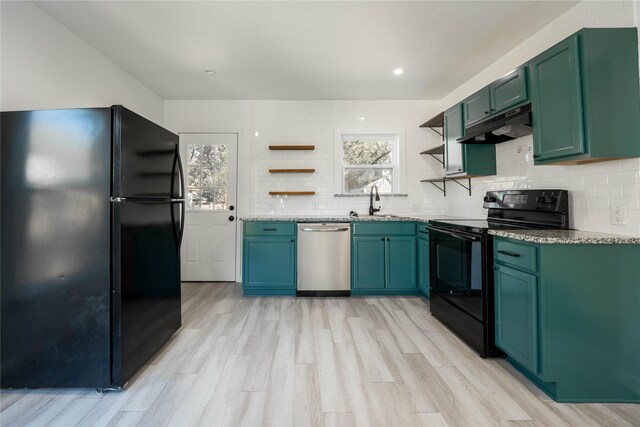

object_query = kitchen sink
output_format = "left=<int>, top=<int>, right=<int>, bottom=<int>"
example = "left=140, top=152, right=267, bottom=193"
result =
left=356, top=214, right=400, bottom=218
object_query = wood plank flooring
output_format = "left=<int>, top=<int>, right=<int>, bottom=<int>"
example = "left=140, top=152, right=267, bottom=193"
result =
left=1, top=282, right=638, bottom=427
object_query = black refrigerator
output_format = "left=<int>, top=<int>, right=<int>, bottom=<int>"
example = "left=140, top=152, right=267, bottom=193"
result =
left=1, top=106, right=184, bottom=389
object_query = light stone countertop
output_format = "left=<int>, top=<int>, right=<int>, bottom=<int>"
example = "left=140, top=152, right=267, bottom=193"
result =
left=489, top=229, right=640, bottom=244
left=239, top=215, right=436, bottom=223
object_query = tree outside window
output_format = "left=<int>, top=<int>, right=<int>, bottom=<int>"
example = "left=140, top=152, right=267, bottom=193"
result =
left=342, top=135, right=398, bottom=193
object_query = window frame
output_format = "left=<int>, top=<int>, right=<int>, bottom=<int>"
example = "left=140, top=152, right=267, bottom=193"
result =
left=334, top=129, right=406, bottom=195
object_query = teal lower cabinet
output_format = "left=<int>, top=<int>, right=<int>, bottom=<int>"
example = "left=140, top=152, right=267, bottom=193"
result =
left=351, top=222, right=418, bottom=295
left=493, top=237, right=640, bottom=403
left=352, top=237, right=386, bottom=290
left=417, top=228, right=430, bottom=297
left=242, top=222, right=296, bottom=296
left=386, top=237, right=417, bottom=289
left=494, top=264, right=538, bottom=373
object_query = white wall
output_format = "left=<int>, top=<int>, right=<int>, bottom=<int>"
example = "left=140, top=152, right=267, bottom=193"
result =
left=439, top=0, right=640, bottom=237
left=0, top=2, right=163, bottom=124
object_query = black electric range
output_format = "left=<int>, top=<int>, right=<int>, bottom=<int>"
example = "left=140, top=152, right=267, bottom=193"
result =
left=427, top=189, right=569, bottom=357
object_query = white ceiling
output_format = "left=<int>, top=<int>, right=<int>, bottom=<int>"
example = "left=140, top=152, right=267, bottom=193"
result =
left=36, top=1, right=578, bottom=100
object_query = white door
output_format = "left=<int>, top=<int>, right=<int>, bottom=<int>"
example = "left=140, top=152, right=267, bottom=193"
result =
left=180, top=133, right=238, bottom=281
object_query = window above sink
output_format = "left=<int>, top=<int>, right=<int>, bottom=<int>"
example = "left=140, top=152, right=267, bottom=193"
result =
left=334, top=129, right=407, bottom=196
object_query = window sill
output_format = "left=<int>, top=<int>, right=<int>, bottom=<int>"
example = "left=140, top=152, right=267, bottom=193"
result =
left=333, top=193, right=408, bottom=198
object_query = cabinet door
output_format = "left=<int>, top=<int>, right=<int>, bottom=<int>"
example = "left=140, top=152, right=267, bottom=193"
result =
left=243, top=237, right=295, bottom=289
left=352, top=237, right=386, bottom=290
left=463, top=87, right=491, bottom=127
left=444, top=103, right=464, bottom=176
left=494, top=264, right=538, bottom=373
left=417, top=236, right=430, bottom=296
left=531, top=36, right=585, bottom=162
left=386, top=237, right=417, bottom=289
left=490, top=67, right=528, bottom=114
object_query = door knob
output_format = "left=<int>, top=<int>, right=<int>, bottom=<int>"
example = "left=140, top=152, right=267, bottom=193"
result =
left=228, top=215, right=235, bottom=221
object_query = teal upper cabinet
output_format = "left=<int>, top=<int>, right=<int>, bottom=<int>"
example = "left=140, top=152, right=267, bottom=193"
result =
left=463, top=66, right=528, bottom=128
left=444, top=104, right=497, bottom=177
left=531, top=28, right=640, bottom=165
left=463, top=87, right=491, bottom=127
left=444, top=103, right=464, bottom=175
left=351, top=222, right=417, bottom=295
left=490, top=67, right=528, bottom=114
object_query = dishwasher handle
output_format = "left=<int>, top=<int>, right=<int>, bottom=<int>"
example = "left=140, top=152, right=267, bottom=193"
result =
left=299, top=227, right=350, bottom=232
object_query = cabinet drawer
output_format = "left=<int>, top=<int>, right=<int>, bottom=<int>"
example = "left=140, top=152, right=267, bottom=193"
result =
left=416, top=223, right=429, bottom=238
left=352, top=222, right=415, bottom=236
left=244, top=222, right=295, bottom=236
left=494, top=239, right=537, bottom=272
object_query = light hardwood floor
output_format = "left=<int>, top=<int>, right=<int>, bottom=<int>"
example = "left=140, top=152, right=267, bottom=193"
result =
left=1, top=283, right=638, bottom=427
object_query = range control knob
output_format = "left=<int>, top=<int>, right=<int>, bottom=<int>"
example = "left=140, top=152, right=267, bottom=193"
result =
left=546, top=196, right=556, bottom=204
left=483, top=196, right=497, bottom=203
left=536, top=195, right=546, bottom=204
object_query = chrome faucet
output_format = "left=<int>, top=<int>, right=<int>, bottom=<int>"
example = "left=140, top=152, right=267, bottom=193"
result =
left=369, top=184, right=381, bottom=215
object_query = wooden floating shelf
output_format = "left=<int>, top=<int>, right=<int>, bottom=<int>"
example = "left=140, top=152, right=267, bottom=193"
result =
left=269, top=191, right=316, bottom=196
left=420, top=144, right=445, bottom=167
left=269, top=145, right=315, bottom=151
left=420, top=111, right=444, bottom=128
left=420, top=177, right=471, bottom=197
left=419, top=111, right=444, bottom=140
left=420, top=144, right=444, bottom=155
left=268, top=169, right=315, bottom=173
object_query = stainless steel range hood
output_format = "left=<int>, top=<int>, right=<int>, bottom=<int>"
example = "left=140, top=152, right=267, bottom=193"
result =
left=457, top=103, right=532, bottom=144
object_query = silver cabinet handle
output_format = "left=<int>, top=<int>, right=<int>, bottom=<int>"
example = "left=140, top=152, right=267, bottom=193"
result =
left=299, top=227, right=349, bottom=232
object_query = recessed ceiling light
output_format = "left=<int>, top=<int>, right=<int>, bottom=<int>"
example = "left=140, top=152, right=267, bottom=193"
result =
left=393, top=68, right=404, bottom=76
left=254, top=131, right=259, bottom=137
left=359, top=117, right=365, bottom=121
left=204, top=69, right=216, bottom=75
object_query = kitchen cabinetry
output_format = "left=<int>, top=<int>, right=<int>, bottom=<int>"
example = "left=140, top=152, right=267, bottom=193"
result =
left=494, top=264, right=538, bottom=373
left=242, top=222, right=296, bottom=295
left=444, top=104, right=496, bottom=178
left=351, top=222, right=417, bottom=295
left=416, top=224, right=430, bottom=297
left=444, top=103, right=464, bottom=175
left=493, top=236, right=640, bottom=402
left=463, top=67, right=528, bottom=127
left=490, top=67, right=528, bottom=114
left=530, top=28, right=640, bottom=165
left=463, top=87, right=491, bottom=127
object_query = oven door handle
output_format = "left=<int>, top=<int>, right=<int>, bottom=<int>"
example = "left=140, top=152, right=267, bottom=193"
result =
left=427, top=225, right=482, bottom=242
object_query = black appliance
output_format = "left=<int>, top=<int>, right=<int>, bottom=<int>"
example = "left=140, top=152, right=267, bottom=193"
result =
left=457, top=103, right=532, bottom=144
left=428, top=189, right=568, bottom=357
left=1, top=106, right=185, bottom=389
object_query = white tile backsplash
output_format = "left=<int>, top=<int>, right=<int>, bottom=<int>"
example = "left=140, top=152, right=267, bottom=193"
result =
left=249, top=100, right=446, bottom=217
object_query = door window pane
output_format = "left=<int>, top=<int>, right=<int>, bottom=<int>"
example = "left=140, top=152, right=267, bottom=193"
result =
left=188, top=168, right=200, bottom=187
left=185, top=143, right=229, bottom=211
left=187, top=145, right=201, bottom=165
left=187, top=188, right=201, bottom=210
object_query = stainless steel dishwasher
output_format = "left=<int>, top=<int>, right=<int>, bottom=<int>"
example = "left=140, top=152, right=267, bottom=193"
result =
left=297, top=223, right=351, bottom=296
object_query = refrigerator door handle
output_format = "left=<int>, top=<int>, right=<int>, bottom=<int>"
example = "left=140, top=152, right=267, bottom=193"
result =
left=171, top=200, right=186, bottom=251
left=176, top=147, right=185, bottom=200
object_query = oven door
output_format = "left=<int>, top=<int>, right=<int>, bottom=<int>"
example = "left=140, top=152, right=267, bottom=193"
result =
left=429, top=225, right=484, bottom=322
